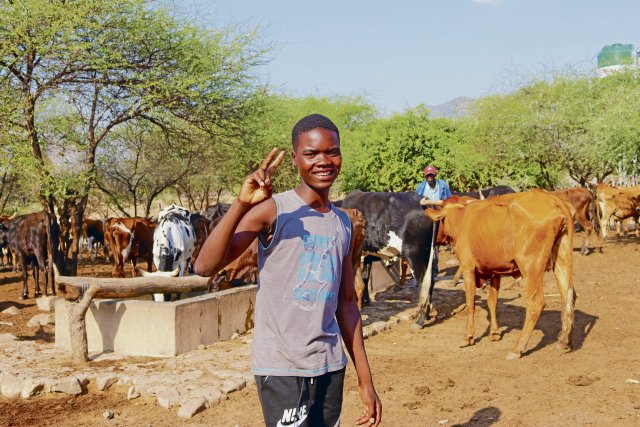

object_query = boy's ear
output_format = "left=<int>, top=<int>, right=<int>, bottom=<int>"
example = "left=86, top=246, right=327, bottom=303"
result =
left=291, top=150, right=296, bottom=165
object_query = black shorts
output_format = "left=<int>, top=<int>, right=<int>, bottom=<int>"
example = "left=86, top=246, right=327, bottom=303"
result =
left=255, top=368, right=345, bottom=427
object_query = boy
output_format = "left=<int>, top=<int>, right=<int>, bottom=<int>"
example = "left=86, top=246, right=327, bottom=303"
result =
left=194, top=114, right=382, bottom=426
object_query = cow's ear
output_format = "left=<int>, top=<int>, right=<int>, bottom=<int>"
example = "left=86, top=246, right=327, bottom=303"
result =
left=425, top=209, right=444, bottom=221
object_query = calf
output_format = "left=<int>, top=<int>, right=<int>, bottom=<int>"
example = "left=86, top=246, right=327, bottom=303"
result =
left=0, top=211, right=62, bottom=299
left=341, top=190, right=436, bottom=326
left=425, top=191, right=576, bottom=359
left=104, top=217, right=155, bottom=278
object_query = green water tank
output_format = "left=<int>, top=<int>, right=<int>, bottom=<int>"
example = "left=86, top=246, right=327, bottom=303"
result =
left=597, top=44, right=636, bottom=68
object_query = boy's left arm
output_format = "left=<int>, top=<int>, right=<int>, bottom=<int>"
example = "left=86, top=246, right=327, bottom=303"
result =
left=336, top=235, right=382, bottom=426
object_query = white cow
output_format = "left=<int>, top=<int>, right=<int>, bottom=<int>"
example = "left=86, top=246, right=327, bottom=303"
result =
left=147, top=204, right=196, bottom=301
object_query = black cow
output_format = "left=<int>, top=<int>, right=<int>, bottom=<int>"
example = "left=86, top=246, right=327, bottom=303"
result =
left=82, top=218, right=107, bottom=261
left=203, top=203, right=231, bottom=229
left=341, top=190, right=436, bottom=326
left=453, top=185, right=516, bottom=199
left=0, top=211, right=63, bottom=299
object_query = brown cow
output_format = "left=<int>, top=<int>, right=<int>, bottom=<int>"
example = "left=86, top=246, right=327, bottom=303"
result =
left=208, top=239, right=259, bottom=292
left=0, top=211, right=62, bottom=299
left=596, top=183, right=640, bottom=238
left=425, top=190, right=576, bottom=359
left=552, top=188, right=595, bottom=255
left=104, top=217, right=156, bottom=278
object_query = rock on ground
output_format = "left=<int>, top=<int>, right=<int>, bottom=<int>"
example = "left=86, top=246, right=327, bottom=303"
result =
left=51, top=377, right=82, bottom=395
left=1, top=375, right=23, bottom=398
left=177, top=397, right=208, bottom=418
left=21, top=378, right=46, bottom=399
left=156, top=388, right=181, bottom=409
left=1, top=306, right=19, bottom=315
left=96, top=374, right=118, bottom=391
left=36, top=296, right=58, bottom=312
left=26, top=313, right=55, bottom=328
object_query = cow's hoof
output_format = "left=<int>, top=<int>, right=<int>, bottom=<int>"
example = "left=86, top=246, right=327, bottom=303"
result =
left=555, top=342, right=571, bottom=353
left=21, top=293, right=28, bottom=300
left=34, top=292, right=42, bottom=298
left=460, top=338, right=474, bottom=348
left=490, top=332, right=502, bottom=341
left=505, top=351, right=521, bottom=360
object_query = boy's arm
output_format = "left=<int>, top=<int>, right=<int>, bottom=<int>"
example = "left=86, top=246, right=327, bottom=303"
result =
left=194, top=149, right=285, bottom=277
left=336, top=233, right=382, bottom=427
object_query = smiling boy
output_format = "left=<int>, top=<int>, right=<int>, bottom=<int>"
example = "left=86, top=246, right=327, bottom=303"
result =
left=194, top=114, right=381, bottom=426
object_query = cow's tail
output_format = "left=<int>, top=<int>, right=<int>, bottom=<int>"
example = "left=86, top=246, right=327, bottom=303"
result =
left=591, top=191, right=601, bottom=237
left=552, top=201, right=576, bottom=352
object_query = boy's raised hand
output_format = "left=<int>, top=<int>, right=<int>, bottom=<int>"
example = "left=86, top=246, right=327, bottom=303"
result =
left=238, top=148, right=286, bottom=207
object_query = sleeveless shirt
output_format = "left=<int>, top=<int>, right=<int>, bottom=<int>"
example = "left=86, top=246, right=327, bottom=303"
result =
left=252, top=190, right=352, bottom=377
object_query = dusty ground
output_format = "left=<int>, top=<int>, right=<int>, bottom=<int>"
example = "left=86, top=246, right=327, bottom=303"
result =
left=1, top=237, right=640, bottom=426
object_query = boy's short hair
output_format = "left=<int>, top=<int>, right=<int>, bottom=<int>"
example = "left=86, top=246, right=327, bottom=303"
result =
left=291, top=114, right=340, bottom=148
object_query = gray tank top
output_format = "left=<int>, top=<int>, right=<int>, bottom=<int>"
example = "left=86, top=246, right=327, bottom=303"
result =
left=252, top=190, right=351, bottom=377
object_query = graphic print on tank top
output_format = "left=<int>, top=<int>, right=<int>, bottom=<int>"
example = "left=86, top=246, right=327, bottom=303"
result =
left=290, top=231, right=339, bottom=311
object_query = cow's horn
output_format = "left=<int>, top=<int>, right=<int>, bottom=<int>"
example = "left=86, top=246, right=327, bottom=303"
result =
left=479, top=190, right=485, bottom=200
left=8, top=212, right=17, bottom=220
left=420, top=198, right=443, bottom=206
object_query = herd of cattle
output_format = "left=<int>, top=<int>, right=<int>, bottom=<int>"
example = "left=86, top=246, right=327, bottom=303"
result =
left=0, top=182, right=638, bottom=358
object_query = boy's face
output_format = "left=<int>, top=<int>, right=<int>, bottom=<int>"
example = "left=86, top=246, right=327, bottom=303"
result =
left=292, top=128, right=341, bottom=190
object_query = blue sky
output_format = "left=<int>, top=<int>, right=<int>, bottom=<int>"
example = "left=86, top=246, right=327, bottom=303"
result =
left=180, top=0, right=640, bottom=114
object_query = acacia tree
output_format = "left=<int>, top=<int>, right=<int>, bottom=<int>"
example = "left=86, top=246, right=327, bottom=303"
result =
left=0, top=0, right=266, bottom=274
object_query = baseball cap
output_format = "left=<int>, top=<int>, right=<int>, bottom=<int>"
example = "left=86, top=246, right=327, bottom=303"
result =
left=424, top=165, right=437, bottom=176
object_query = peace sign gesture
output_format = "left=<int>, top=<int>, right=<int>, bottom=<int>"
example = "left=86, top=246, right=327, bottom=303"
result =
left=238, top=148, right=287, bottom=207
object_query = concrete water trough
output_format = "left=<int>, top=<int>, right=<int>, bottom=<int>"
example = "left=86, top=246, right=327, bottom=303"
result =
left=55, top=285, right=256, bottom=357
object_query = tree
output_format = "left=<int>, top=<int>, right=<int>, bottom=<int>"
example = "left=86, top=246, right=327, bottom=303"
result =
left=0, top=0, right=267, bottom=273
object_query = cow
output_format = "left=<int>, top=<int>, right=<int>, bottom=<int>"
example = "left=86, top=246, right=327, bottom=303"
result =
left=203, top=203, right=230, bottom=228
left=0, top=213, right=17, bottom=270
left=595, top=183, right=640, bottom=239
left=453, top=185, right=516, bottom=199
left=208, top=238, right=259, bottom=292
left=551, top=188, right=596, bottom=255
left=0, top=211, right=62, bottom=299
left=104, top=217, right=156, bottom=278
left=424, top=190, right=576, bottom=359
left=189, top=213, right=210, bottom=267
left=150, top=204, right=196, bottom=276
left=341, top=190, right=436, bottom=326
left=81, top=218, right=107, bottom=261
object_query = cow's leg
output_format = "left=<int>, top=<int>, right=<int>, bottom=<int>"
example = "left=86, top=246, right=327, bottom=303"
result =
left=19, top=256, right=29, bottom=299
left=460, top=269, right=478, bottom=347
left=354, top=265, right=365, bottom=310
left=451, top=266, right=463, bottom=287
left=361, top=258, right=373, bottom=305
left=508, top=270, right=546, bottom=359
left=487, top=276, right=501, bottom=341
left=130, top=258, right=137, bottom=277
left=552, top=233, right=576, bottom=353
left=398, top=258, right=409, bottom=287
left=413, top=255, right=432, bottom=328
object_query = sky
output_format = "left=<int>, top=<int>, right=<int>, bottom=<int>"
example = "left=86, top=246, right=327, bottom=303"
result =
left=179, top=0, right=640, bottom=114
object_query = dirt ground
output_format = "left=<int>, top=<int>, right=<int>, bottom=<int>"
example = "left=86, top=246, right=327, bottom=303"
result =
left=1, top=237, right=640, bottom=426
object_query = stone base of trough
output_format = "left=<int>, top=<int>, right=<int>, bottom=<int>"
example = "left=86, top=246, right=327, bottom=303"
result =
left=55, top=286, right=257, bottom=357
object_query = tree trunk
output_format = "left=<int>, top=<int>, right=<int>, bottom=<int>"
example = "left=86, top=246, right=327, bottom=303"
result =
left=56, top=274, right=210, bottom=300
left=67, top=285, right=100, bottom=364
